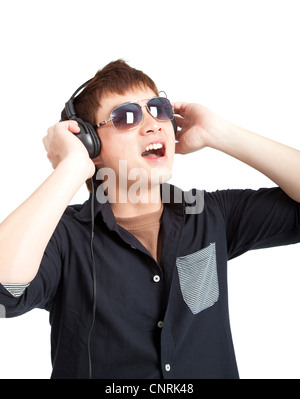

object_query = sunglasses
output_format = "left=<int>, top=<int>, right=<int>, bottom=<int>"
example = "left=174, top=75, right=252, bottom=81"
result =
left=94, top=96, right=174, bottom=132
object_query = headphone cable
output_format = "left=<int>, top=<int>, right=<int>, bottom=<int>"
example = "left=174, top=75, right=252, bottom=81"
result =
left=87, top=177, right=97, bottom=379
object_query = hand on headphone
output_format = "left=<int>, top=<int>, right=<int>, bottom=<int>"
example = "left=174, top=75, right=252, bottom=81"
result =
left=173, top=102, right=225, bottom=155
left=43, top=120, right=95, bottom=178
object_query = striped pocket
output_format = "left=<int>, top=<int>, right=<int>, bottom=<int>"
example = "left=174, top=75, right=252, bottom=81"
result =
left=176, top=243, right=219, bottom=314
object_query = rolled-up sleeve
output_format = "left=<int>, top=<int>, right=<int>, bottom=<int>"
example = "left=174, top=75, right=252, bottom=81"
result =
left=0, top=226, right=63, bottom=318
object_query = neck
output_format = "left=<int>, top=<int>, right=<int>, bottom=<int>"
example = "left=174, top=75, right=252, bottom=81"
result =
left=109, top=183, right=162, bottom=218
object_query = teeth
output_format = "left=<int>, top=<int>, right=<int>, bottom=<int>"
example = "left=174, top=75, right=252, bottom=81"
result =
left=145, top=143, right=163, bottom=152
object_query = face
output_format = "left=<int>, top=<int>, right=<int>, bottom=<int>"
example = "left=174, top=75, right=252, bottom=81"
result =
left=93, top=87, right=176, bottom=191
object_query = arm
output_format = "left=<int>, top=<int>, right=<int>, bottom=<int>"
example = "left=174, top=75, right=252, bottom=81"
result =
left=0, top=121, right=95, bottom=284
left=174, top=102, right=300, bottom=202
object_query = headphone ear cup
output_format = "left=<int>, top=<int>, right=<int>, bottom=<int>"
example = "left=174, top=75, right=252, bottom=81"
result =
left=171, top=118, right=177, bottom=135
left=74, top=118, right=101, bottom=159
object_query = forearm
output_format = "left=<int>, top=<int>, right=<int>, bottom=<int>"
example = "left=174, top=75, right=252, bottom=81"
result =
left=0, top=157, right=91, bottom=284
left=174, top=102, right=300, bottom=201
left=210, top=121, right=300, bottom=202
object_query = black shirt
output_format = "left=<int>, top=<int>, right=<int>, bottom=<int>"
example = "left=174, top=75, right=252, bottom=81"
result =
left=1, top=184, right=300, bottom=379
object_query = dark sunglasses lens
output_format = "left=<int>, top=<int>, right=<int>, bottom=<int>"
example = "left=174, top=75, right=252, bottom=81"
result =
left=147, top=98, right=174, bottom=121
left=111, top=103, right=142, bottom=131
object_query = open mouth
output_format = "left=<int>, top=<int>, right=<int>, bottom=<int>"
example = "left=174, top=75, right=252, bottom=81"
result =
left=141, top=143, right=166, bottom=159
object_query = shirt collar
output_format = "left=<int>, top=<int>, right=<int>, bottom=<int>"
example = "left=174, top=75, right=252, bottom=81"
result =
left=73, top=189, right=116, bottom=229
left=73, top=183, right=185, bottom=227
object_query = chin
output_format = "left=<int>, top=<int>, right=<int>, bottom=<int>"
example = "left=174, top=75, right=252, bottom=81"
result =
left=149, top=167, right=173, bottom=185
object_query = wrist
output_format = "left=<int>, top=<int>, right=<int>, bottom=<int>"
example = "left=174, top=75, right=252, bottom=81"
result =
left=58, top=155, right=95, bottom=183
left=204, top=116, right=233, bottom=151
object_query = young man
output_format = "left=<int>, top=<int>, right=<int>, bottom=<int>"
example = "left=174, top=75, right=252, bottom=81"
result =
left=0, top=60, right=299, bottom=379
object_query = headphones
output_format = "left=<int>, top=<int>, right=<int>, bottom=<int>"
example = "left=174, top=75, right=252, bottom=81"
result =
left=64, top=79, right=102, bottom=159
left=64, top=80, right=178, bottom=159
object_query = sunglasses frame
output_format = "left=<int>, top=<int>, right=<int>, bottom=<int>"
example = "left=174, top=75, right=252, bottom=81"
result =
left=94, top=95, right=174, bottom=132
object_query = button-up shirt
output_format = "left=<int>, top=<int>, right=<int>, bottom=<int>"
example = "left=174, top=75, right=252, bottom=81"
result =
left=1, top=184, right=300, bottom=379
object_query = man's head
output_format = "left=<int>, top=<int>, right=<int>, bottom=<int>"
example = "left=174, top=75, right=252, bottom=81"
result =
left=61, top=60, right=176, bottom=194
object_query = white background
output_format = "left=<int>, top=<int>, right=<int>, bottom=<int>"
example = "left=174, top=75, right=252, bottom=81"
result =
left=0, top=0, right=299, bottom=379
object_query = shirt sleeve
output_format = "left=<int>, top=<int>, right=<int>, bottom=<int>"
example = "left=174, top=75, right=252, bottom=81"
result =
left=1, top=283, right=30, bottom=297
left=0, top=226, right=63, bottom=318
left=212, top=187, right=300, bottom=260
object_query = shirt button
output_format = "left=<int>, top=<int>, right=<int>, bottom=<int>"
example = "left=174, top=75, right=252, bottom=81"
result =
left=165, top=364, right=171, bottom=372
left=153, top=275, right=160, bottom=283
left=157, top=321, right=164, bottom=328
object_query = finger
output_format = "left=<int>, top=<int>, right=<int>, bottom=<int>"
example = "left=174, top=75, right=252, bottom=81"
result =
left=175, top=141, right=187, bottom=155
left=175, top=115, right=184, bottom=128
left=173, top=102, right=188, bottom=117
left=42, top=135, right=49, bottom=151
left=174, top=128, right=185, bottom=141
left=48, top=121, right=81, bottom=138
left=59, top=120, right=80, bottom=133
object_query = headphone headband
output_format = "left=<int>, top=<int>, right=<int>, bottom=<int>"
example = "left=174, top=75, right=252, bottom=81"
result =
left=64, top=79, right=101, bottom=159
left=70, top=79, right=93, bottom=101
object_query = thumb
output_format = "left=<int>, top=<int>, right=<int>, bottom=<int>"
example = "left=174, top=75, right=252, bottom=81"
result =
left=69, top=121, right=81, bottom=134
left=62, top=120, right=81, bottom=134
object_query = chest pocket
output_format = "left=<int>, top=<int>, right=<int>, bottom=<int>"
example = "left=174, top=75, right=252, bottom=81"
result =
left=176, top=243, right=219, bottom=314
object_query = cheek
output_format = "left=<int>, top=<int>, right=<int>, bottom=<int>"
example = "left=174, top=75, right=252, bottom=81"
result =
left=98, top=135, right=134, bottom=168
left=167, top=132, right=176, bottom=157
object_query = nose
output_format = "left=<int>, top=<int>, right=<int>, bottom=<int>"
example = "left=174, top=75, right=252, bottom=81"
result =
left=139, top=107, right=161, bottom=135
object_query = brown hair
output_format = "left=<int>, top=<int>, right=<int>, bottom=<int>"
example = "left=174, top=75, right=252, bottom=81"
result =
left=61, top=59, right=159, bottom=193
